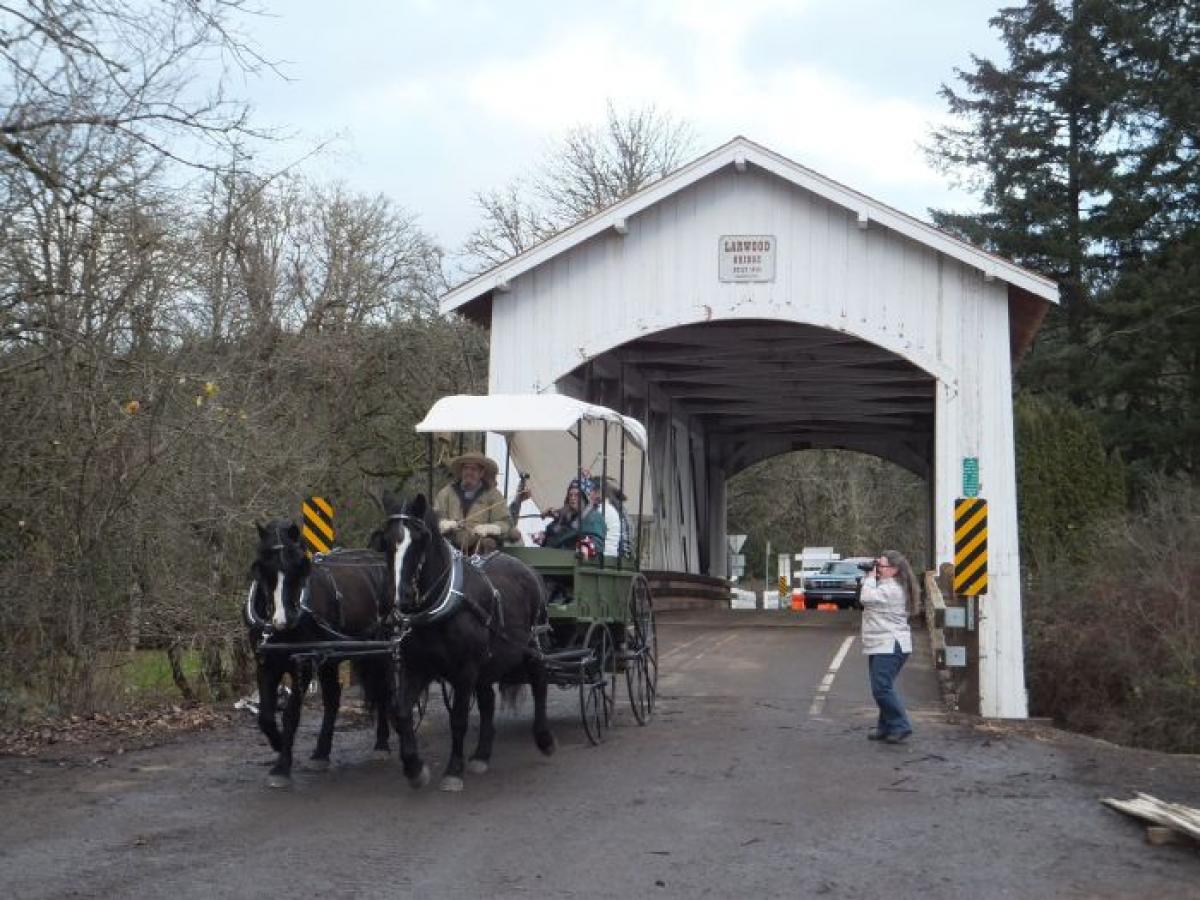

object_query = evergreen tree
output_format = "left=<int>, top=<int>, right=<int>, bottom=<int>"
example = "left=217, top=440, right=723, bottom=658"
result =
left=1014, top=393, right=1126, bottom=565
left=930, top=1, right=1199, bottom=478
left=928, top=0, right=1130, bottom=399
left=1092, top=2, right=1200, bottom=480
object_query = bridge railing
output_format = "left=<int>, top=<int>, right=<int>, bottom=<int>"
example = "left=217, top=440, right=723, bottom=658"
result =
left=923, top=566, right=980, bottom=714
left=645, top=570, right=732, bottom=612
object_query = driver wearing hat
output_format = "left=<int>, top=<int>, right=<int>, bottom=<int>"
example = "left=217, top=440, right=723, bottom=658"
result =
left=433, top=451, right=520, bottom=554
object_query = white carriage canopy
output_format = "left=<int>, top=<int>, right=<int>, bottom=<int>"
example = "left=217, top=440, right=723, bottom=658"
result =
left=416, top=394, right=652, bottom=518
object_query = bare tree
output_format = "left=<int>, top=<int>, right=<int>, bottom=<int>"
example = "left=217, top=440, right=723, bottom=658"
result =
left=0, top=1, right=269, bottom=199
left=537, top=101, right=694, bottom=225
left=458, top=102, right=695, bottom=275
left=727, top=450, right=930, bottom=578
left=459, top=181, right=552, bottom=272
left=286, top=183, right=446, bottom=330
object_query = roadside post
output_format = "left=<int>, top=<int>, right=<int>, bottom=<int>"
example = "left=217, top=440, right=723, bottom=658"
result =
left=938, top=468, right=988, bottom=714
left=777, top=553, right=791, bottom=607
left=728, top=534, right=747, bottom=582
left=762, top=539, right=773, bottom=609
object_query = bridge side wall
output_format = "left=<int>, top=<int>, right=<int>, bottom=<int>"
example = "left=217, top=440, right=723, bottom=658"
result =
left=487, top=164, right=1027, bottom=717
left=933, top=272, right=1027, bottom=718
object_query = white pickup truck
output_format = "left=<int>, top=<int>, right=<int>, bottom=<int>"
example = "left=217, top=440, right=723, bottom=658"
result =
left=796, top=546, right=839, bottom=577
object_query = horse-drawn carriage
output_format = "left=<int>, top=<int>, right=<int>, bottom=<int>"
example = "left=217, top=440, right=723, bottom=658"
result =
left=415, top=393, right=659, bottom=744
left=245, top=394, right=658, bottom=789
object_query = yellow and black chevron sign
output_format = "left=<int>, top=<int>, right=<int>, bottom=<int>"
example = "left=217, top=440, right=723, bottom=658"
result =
left=301, top=496, right=334, bottom=557
left=954, top=497, right=988, bottom=596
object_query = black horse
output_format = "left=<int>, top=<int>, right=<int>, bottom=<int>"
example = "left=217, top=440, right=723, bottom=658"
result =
left=378, top=492, right=555, bottom=791
left=246, top=519, right=393, bottom=787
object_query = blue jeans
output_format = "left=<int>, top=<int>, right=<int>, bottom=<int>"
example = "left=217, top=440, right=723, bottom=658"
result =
left=868, top=641, right=912, bottom=736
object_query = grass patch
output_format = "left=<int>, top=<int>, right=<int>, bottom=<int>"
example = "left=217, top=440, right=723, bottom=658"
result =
left=100, top=649, right=204, bottom=699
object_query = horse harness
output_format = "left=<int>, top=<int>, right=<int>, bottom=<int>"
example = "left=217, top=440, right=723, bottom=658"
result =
left=300, top=549, right=389, bottom=641
left=249, top=546, right=391, bottom=646
left=399, top=547, right=504, bottom=630
left=389, top=513, right=515, bottom=662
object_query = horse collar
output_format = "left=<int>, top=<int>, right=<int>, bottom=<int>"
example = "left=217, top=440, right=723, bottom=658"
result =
left=401, top=548, right=464, bottom=629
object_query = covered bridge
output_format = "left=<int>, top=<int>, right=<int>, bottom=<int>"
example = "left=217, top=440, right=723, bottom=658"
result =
left=440, top=136, right=1058, bottom=718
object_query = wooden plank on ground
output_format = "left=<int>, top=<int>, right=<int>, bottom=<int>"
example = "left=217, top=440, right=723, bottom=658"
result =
left=1101, top=794, right=1200, bottom=845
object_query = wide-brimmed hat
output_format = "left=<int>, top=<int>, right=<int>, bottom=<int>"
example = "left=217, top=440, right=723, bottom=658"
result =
left=448, top=451, right=498, bottom=483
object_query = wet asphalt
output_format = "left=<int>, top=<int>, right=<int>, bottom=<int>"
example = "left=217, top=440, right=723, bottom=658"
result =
left=1, top=609, right=1197, bottom=899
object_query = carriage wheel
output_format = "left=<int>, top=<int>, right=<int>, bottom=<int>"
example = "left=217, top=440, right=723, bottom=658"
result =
left=625, top=574, right=658, bottom=724
left=580, top=621, right=615, bottom=745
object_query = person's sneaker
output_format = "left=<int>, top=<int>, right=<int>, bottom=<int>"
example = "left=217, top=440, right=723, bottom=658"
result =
left=867, top=728, right=886, bottom=741
left=884, top=730, right=912, bottom=744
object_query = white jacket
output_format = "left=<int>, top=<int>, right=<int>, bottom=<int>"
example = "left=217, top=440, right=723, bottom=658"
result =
left=602, top=503, right=621, bottom=557
left=859, top=575, right=912, bottom=655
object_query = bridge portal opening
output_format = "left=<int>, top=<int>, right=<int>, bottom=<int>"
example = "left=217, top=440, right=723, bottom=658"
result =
left=559, top=319, right=936, bottom=579
left=725, top=448, right=931, bottom=588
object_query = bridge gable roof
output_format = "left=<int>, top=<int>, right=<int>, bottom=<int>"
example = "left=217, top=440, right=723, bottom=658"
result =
left=442, top=136, right=1058, bottom=316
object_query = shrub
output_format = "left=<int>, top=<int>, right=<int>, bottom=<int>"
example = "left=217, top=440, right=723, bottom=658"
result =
left=1015, top=393, right=1126, bottom=567
left=1024, top=477, right=1200, bottom=753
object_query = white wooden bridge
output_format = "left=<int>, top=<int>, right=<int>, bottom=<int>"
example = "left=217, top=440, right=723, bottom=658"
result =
left=440, top=136, right=1058, bottom=718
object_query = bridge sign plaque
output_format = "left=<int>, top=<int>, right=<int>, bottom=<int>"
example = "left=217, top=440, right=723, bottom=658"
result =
left=718, top=235, right=776, bottom=282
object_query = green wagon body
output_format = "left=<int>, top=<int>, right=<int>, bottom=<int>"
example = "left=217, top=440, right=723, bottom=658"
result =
left=503, top=546, right=637, bottom=623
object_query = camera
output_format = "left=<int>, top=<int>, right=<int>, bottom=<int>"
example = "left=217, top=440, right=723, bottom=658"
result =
left=857, top=561, right=875, bottom=572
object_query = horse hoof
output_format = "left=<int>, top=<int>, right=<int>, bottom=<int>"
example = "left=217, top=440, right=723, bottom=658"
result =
left=466, top=759, right=488, bottom=775
left=408, top=764, right=430, bottom=789
left=536, top=733, right=557, bottom=756
left=439, top=775, right=464, bottom=793
left=267, top=774, right=291, bottom=789
left=372, top=749, right=392, bottom=761
left=307, top=758, right=330, bottom=772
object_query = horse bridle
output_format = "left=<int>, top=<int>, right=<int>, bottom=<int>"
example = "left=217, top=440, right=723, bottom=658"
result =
left=247, top=526, right=315, bottom=632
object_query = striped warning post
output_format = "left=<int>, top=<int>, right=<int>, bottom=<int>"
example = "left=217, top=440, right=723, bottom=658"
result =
left=953, top=498, right=988, bottom=596
left=301, top=496, right=334, bottom=556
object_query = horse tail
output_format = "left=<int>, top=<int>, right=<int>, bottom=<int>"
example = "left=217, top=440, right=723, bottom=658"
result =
left=354, top=656, right=391, bottom=714
left=499, top=683, right=526, bottom=711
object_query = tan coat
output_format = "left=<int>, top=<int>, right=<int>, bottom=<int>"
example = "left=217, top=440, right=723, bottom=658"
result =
left=433, top=482, right=519, bottom=553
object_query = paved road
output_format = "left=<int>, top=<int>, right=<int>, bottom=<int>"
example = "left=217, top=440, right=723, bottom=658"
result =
left=1, top=610, right=1197, bottom=899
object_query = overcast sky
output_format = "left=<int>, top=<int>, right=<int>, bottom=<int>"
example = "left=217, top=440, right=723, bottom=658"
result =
left=235, top=1, right=1006, bottom=261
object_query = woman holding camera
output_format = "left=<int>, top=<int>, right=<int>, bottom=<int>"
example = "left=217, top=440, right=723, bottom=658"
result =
left=860, top=550, right=920, bottom=744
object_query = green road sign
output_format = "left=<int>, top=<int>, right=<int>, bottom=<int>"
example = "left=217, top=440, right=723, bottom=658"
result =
left=962, top=457, right=979, bottom=498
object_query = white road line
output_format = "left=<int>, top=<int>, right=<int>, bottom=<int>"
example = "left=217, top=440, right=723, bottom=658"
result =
left=808, top=635, right=856, bottom=717
left=660, top=631, right=716, bottom=661
left=671, top=632, right=739, bottom=671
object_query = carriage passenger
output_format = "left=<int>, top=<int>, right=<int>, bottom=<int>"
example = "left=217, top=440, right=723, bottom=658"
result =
left=433, top=451, right=520, bottom=554
left=599, top=478, right=633, bottom=559
left=538, top=477, right=608, bottom=556
left=585, top=479, right=623, bottom=558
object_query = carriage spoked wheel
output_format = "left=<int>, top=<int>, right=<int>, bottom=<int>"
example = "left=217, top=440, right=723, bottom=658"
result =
left=624, top=574, right=658, bottom=724
left=580, top=621, right=615, bottom=745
